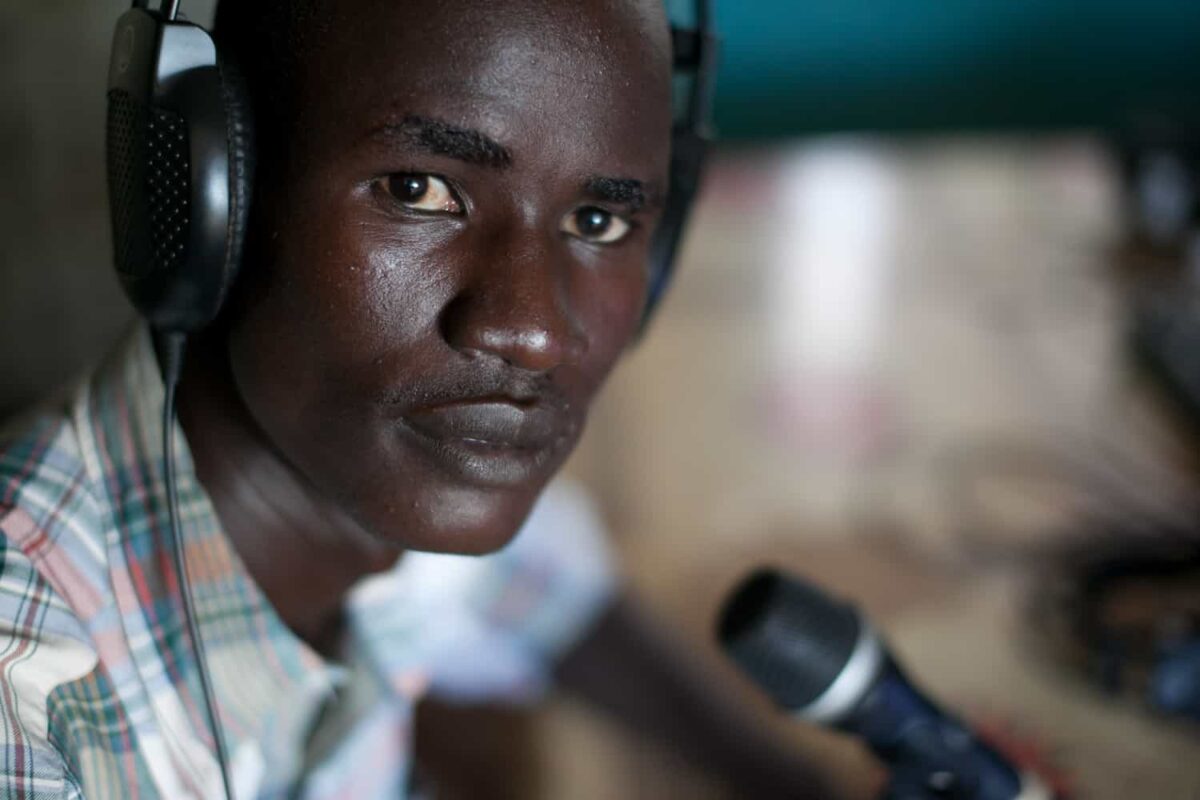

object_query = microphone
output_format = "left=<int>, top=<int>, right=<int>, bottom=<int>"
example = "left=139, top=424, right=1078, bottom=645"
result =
left=717, top=570, right=1055, bottom=800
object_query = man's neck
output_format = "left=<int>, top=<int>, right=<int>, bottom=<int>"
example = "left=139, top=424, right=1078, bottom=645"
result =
left=175, top=334, right=402, bottom=652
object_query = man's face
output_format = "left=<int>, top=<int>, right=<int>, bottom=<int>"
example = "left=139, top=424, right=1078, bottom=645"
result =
left=224, top=0, right=672, bottom=554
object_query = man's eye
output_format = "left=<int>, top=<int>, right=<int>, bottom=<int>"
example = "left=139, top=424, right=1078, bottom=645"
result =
left=384, top=173, right=462, bottom=214
left=561, top=206, right=631, bottom=245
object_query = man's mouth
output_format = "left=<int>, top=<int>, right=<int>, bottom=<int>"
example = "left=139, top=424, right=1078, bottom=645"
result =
left=404, top=399, right=563, bottom=450
left=398, top=397, right=574, bottom=486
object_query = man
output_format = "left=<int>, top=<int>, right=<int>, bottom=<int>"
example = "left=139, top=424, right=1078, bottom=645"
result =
left=0, top=1, right=840, bottom=796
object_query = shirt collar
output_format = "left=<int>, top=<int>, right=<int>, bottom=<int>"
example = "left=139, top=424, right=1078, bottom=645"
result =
left=80, top=326, right=348, bottom=747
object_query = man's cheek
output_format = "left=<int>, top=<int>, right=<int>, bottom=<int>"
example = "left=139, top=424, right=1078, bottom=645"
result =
left=585, top=279, right=647, bottom=359
left=273, top=247, right=426, bottom=367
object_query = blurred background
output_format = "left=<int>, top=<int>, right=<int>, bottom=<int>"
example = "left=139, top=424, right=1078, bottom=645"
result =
left=5, top=1, right=1200, bottom=797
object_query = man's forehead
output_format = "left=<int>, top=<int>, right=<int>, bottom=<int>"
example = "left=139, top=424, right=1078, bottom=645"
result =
left=298, top=2, right=672, bottom=149
left=312, top=0, right=671, bottom=80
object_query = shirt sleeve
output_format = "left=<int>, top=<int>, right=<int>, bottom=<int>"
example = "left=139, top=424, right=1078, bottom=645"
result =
left=353, top=479, right=620, bottom=705
left=0, top=512, right=92, bottom=799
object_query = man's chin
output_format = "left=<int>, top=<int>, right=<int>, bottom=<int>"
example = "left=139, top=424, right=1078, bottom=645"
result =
left=360, top=482, right=540, bottom=557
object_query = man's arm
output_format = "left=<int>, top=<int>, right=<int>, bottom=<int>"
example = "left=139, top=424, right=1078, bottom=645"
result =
left=555, top=591, right=851, bottom=799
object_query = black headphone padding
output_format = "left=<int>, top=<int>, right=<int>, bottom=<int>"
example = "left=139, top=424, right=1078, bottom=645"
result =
left=215, top=53, right=255, bottom=311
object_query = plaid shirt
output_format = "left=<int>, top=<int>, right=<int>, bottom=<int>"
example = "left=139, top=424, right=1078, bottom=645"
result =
left=0, top=327, right=616, bottom=799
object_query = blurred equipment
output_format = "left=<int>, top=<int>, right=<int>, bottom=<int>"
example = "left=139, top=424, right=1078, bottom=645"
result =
left=1133, top=291, right=1200, bottom=438
left=1124, top=130, right=1200, bottom=429
left=1115, top=134, right=1200, bottom=252
left=1033, top=531, right=1200, bottom=723
left=718, top=570, right=1058, bottom=800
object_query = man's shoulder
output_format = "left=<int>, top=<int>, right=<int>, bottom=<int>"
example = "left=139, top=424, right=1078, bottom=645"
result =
left=0, top=483, right=99, bottom=800
left=0, top=385, right=113, bottom=619
left=0, top=327, right=150, bottom=557
left=0, top=407, right=103, bottom=711
left=1, top=389, right=102, bottom=519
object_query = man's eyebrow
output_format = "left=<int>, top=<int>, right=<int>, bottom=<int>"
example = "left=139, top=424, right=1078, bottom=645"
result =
left=584, top=176, right=654, bottom=212
left=369, top=114, right=513, bottom=169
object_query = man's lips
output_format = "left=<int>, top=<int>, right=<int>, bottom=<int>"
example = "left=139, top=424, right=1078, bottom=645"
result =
left=396, top=396, right=575, bottom=487
left=401, top=399, right=564, bottom=451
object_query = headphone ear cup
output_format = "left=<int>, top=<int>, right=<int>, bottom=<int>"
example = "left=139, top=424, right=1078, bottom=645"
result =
left=215, top=53, right=255, bottom=308
left=107, top=12, right=257, bottom=333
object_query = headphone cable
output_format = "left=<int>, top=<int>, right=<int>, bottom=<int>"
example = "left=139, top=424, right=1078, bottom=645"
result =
left=160, top=331, right=236, bottom=800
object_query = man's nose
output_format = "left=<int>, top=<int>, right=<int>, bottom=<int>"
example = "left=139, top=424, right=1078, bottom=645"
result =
left=440, top=231, right=588, bottom=373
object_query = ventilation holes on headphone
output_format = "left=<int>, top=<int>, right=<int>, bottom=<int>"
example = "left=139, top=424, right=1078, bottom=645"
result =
left=147, top=109, right=191, bottom=275
left=107, top=89, right=146, bottom=279
left=106, top=90, right=192, bottom=285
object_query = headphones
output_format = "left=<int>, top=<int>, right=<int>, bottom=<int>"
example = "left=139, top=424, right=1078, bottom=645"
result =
left=106, top=0, right=718, bottom=336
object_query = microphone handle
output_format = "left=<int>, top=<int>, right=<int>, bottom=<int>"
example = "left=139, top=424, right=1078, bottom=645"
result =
left=841, top=660, right=1053, bottom=800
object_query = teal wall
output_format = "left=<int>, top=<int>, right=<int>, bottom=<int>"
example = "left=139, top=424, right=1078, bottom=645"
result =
left=712, top=1, right=1200, bottom=138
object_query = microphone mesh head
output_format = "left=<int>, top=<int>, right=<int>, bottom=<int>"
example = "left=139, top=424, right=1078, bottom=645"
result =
left=718, top=569, right=863, bottom=710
